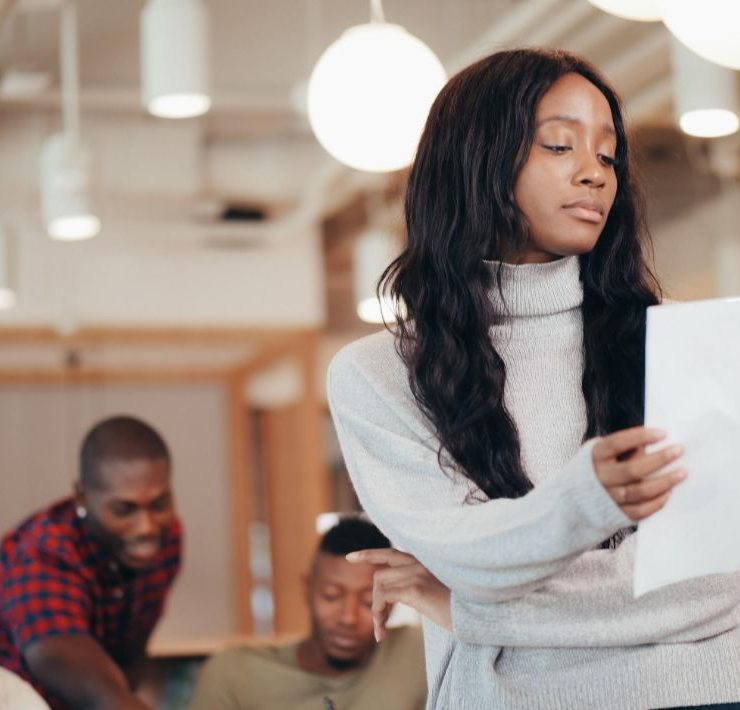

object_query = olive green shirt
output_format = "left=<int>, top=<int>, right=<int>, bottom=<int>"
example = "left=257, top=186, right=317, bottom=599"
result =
left=189, top=625, right=426, bottom=710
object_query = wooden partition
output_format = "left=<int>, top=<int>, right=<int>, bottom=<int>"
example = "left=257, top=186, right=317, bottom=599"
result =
left=249, top=334, right=331, bottom=635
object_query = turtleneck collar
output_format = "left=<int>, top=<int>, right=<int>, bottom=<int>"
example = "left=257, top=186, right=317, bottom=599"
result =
left=483, top=255, right=583, bottom=318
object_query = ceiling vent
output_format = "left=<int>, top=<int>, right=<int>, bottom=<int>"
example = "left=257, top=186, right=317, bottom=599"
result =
left=199, top=201, right=280, bottom=251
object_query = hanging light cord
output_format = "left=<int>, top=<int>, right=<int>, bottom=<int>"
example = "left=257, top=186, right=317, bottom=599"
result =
left=370, top=0, right=385, bottom=23
left=60, top=0, right=80, bottom=143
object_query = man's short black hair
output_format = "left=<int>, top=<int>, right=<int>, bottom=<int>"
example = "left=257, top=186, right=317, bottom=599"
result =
left=80, top=415, right=170, bottom=488
left=318, top=516, right=390, bottom=556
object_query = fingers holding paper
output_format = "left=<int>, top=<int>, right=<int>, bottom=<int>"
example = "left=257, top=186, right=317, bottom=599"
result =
left=592, top=426, right=687, bottom=522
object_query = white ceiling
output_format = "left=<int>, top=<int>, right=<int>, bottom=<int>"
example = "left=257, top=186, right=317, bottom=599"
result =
left=0, top=0, right=737, bottom=332
left=0, top=0, right=680, bottom=125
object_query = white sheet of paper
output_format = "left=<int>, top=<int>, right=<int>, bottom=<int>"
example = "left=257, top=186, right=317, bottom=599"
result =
left=633, top=298, right=740, bottom=597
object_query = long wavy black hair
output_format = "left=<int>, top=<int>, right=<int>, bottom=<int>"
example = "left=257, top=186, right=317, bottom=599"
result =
left=380, top=48, right=660, bottom=501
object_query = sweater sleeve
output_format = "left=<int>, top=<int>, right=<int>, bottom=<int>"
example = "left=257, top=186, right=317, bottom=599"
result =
left=327, top=348, right=632, bottom=603
left=451, top=534, right=740, bottom=646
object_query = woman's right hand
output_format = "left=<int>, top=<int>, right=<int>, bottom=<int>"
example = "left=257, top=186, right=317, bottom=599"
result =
left=592, top=427, right=686, bottom=521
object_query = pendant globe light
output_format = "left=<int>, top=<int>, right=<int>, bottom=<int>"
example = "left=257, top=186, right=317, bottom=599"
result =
left=40, top=1, right=100, bottom=241
left=141, top=0, right=211, bottom=119
left=661, top=0, right=740, bottom=70
left=307, top=0, right=446, bottom=172
left=672, top=40, right=739, bottom=139
left=585, top=0, right=661, bottom=21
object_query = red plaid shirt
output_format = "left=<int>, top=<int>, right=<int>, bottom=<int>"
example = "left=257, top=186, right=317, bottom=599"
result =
left=0, top=497, right=181, bottom=708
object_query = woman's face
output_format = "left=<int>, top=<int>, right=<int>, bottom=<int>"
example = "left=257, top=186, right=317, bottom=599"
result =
left=513, top=72, right=618, bottom=264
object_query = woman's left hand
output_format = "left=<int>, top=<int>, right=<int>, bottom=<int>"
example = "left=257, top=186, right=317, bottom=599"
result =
left=346, top=548, right=452, bottom=641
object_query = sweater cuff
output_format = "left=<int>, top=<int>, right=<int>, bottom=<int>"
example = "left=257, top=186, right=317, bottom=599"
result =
left=557, top=438, right=633, bottom=539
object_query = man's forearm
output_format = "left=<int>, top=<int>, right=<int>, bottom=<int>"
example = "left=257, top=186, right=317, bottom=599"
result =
left=120, top=635, right=151, bottom=690
left=82, top=683, right=150, bottom=710
left=24, top=635, right=150, bottom=710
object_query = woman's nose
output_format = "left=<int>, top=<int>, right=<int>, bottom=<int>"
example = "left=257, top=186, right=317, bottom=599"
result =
left=575, top=152, right=607, bottom=188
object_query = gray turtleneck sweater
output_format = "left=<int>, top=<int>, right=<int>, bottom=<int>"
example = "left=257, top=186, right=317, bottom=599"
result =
left=327, top=255, right=740, bottom=709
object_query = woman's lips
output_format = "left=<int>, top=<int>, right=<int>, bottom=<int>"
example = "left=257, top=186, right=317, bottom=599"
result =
left=563, top=205, right=603, bottom=223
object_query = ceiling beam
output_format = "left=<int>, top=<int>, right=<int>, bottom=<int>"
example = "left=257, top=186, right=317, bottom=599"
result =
left=0, top=85, right=297, bottom=117
left=447, top=0, right=597, bottom=75
left=448, top=0, right=557, bottom=73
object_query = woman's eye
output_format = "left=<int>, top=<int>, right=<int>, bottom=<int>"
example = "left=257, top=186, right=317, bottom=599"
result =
left=599, top=153, right=617, bottom=167
left=543, top=144, right=571, bottom=154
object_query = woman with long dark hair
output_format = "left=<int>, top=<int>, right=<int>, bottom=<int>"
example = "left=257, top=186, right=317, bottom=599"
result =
left=328, top=49, right=740, bottom=709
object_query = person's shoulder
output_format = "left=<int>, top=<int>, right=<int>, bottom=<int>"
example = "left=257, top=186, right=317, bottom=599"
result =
left=328, top=329, right=406, bottom=395
left=208, top=642, right=286, bottom=664
left=2, top=499, right=81, bottom=568
left=371, top=626, right=426, bottom=694
left=3, top=498, right=73, bottom=541
left=372, top=625, right=425, bottom=668
left=193, top=644, right=296, bottom=709
left=199, top=643, right=285, bottom=680
left=0, top=503, right=92, bottom=645
left=330, top=329, right=398, bottom=372
left=384, top=624, right=424, bottom=652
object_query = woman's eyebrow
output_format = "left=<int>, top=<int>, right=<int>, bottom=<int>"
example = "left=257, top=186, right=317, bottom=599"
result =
left=538, top=114, right=616, bottom=136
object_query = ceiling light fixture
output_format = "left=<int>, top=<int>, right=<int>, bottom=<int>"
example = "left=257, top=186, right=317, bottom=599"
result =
left=661, top=0, right=740, bottom=70
left=353, top=229, right=398, bottom=323
left=41, top=133, right=100, bottom=240
left=307, top=0, right=446, bottom=172
left=40, top=0, right=100, bottom=241
left=141, top=0, right=211, bottom=119
left=586, top=0, right=662, bottom=22
left=0, top=65, right=52, bottom=98
left=672, top=40, right=739, bottom=139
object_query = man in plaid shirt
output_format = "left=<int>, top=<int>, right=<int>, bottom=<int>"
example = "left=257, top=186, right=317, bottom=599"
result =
left=0, top=415, right=182, bottom=709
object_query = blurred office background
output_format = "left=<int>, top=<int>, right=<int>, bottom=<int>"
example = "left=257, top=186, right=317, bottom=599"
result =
left=0, top=0, right=738, bottom=659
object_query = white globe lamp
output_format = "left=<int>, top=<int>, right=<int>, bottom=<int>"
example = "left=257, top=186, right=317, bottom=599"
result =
left=308, top=22, right=446, bottom=172
left=661, top=0, right=740, bottom=70
left=586, top=0, right=662, bottom=21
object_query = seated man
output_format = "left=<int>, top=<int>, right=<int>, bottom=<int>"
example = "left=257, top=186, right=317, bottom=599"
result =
left=191, top=517, right=427, bottom=710
left=0, top=415, right=182, bottom=710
